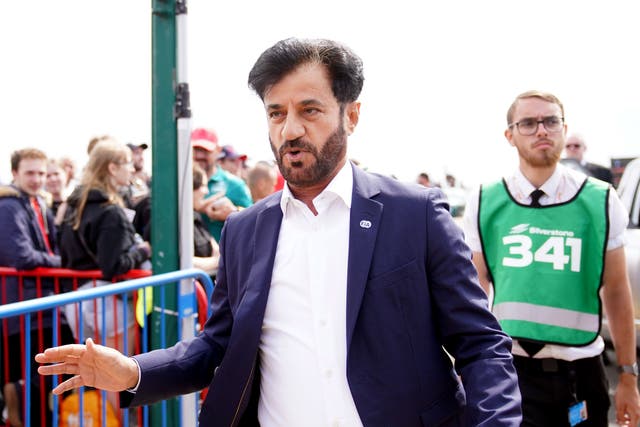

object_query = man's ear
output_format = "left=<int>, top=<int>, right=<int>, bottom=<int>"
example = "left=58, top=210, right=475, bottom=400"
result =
left=344, top=101, right=361, bottom=135
left=504, top=128, right=515, bottom=147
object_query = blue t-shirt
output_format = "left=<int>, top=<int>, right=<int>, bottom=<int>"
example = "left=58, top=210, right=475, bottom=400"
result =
left=203, top=167, right=253, bottom=241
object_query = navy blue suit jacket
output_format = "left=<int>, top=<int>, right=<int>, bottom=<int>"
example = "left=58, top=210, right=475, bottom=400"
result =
left=127, top=166, right=521, bottom=426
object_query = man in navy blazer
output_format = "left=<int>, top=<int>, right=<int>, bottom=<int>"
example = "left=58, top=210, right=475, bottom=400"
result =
left=37, top=38, right=521, bottom=426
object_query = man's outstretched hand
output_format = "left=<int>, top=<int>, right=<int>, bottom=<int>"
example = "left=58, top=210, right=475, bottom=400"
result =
left=35, top=338, right=139, bottom=395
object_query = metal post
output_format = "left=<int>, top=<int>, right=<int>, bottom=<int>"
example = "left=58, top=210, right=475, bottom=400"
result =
left=175, top=0, right=198, bottom=425
left=151, top=0, right=179, bottom=425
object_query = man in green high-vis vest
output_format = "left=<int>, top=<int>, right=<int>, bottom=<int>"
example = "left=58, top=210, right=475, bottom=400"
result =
left=463, top=90, right=640, bottom=426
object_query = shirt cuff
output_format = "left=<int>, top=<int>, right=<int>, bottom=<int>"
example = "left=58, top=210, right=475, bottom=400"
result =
left=126, top=357, right=142, bottom=393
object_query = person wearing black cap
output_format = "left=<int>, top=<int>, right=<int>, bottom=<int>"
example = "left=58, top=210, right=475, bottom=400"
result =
left=126, top=143, right=150, bottom=187
left=125, top=143, right=150, bottom=206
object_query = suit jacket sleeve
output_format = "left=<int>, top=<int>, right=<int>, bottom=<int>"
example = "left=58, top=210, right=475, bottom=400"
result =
left=122, top=227, right=235, bottom=407
left=425, top=190, right=521, bottom=426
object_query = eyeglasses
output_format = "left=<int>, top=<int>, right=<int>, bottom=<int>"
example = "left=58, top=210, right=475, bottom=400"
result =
left=565, top=143, right=583, bottom=149
left=509, top=116, right=564, bottom=136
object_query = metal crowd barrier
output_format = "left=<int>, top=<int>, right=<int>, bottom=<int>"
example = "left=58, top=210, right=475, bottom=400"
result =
left=0, top=267, right=213, bottom=427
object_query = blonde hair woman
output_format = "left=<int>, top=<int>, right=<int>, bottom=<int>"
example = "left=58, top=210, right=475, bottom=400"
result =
left=60, top=139, right=150, bottom=276
left=59, top=139, right=150, bottom=418
left=59, top=139, right=150, bottom=344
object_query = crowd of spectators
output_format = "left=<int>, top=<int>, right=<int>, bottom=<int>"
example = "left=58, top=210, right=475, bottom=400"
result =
left=1, top=123, right=621, bottom=425
left=0, top=128, right=280, bottom=426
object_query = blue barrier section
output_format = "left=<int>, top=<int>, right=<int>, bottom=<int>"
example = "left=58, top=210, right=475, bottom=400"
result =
left=0, top=268, right=213, bottom=427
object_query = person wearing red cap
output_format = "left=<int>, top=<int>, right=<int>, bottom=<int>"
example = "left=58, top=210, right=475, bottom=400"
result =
left=190, top=128, right=253, bottom=241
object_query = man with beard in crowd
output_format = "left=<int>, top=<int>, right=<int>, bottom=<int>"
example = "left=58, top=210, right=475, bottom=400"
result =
left=126, top=142, right=151, bottom=203
left=190, top=128, right=253, bottom=241
left=37, top=38, right=521, bottom=427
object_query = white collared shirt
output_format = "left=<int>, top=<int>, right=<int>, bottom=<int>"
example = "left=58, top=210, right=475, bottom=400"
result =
left=258, top=161, right=363, bottom=427
left=462, top=163, right=629, bottom=361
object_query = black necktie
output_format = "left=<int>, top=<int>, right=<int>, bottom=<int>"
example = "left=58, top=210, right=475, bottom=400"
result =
left=529, top=189, right=545, bottom=207
left=519, top=188, right=547, bottom=356
left=519, top=340, right=544, bottom=357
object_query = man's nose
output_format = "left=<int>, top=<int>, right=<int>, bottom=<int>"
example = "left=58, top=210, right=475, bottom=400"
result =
left=282, top=113, right=305, bottom=141
left=535, top=120, right=548, bottom=136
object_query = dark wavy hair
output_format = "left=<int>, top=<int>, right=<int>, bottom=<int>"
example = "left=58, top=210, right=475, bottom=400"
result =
left=248, top=38, right=364, bottom=104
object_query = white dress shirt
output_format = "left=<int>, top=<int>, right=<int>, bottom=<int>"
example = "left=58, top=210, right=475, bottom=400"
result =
left=462, top=163, right=629, bottom=361
left=258, top=161, right=363, bottom=427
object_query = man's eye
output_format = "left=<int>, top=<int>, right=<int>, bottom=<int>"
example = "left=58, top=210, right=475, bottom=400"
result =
left=545, top=117, right=561, bottom=126
left=269, top=111, right=284, bottom=119
left=519, top=119, right=536, bottom=128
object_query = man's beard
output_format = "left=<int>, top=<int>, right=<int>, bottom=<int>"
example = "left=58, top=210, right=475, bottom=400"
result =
left=518, top=140, right=562, bottom=168
left=197, top=159, right=213, bottom=176
left=271, top=125, right=347, bottom=187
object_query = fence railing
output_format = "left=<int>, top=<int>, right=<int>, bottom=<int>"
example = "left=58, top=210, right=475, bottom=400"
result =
left=0, top=267, right=213, bottom=427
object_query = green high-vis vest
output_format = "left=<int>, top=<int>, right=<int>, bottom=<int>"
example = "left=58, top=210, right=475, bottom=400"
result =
left=479, top=178, right=609, bottom=346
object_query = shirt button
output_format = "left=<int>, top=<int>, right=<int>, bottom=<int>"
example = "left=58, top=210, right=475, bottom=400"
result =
left=325, top=369, right=332, bottom=378
left=319, top=319, right=327, bottom=327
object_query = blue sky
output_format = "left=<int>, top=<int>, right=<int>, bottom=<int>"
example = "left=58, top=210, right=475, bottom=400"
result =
left=1, top=1, right=638, bottom=187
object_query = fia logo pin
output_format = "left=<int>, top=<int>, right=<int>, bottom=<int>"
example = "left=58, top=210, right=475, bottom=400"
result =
left=359, top=220, right=372, bottom=229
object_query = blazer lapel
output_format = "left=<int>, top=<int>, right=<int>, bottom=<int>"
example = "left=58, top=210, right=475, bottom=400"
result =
left=346, top=168, right=382, bottom=351
left=199, top=196, right=283, bottom=425
left=246, top=198, right=283, bottom=315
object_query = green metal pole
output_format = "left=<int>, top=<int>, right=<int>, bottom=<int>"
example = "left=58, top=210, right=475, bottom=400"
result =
left=151, top=0, right=179, bottom=425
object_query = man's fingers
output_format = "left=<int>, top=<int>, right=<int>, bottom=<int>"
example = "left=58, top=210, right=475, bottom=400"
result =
left=52, top=375, right=84, bottom=395
left=616, top=405, right=640, bottom=426
left=85, top=337, right=96, bottom=350
left=37, top=361, right=80, bottom=376
left=35, top=343, right=87, bottom=363
left=202, top=193, right=224, bottom=209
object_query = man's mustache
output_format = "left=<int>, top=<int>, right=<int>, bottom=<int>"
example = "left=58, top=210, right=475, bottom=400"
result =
left=279, top=139, right=316, bottom=156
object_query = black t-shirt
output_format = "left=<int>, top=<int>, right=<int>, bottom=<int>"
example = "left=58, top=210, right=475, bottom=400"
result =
left=194, top=212, right=213, bottom=257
